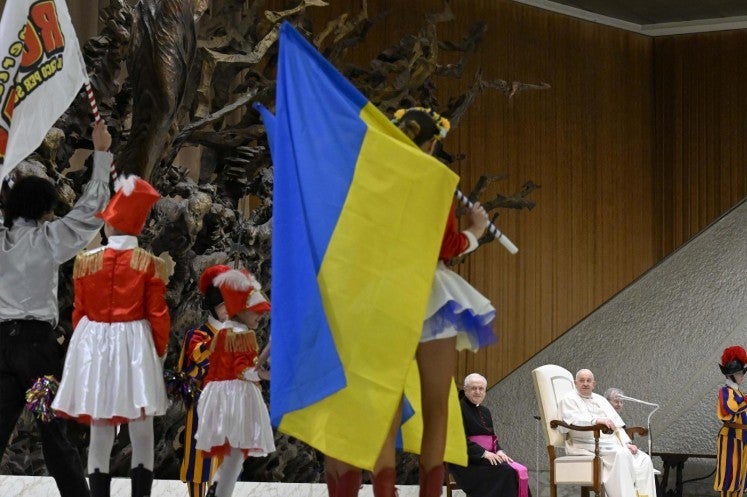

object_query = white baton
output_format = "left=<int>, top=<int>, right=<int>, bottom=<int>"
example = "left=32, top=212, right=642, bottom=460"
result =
left=454, top=190, right=518, bottom=254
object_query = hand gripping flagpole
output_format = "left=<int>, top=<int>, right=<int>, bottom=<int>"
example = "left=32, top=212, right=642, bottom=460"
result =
left=84, top=80, right=117, bottom=182
left=454, top=189, right=518, bottom=254
left=617, top=394, right=660, bottom=456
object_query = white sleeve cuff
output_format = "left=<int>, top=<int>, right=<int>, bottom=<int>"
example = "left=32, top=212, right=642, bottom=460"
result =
left=460, top=230, right=479, bottom=256
left=242, top=368, right=260, bottom=382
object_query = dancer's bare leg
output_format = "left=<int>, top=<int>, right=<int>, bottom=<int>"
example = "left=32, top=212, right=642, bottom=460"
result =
left=417, top=336, right=456, bottom=470
left=416, top=336, right=456, bottom=497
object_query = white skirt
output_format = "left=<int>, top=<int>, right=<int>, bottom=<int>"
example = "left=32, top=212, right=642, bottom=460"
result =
left=195, top=379, right=275, bottom=456
left=52, top=317, right=167, bottom=423
left=421, top=261, right=497, bottom=351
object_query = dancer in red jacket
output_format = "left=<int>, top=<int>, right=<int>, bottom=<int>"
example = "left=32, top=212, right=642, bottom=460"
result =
left=193, top=265, right=275, bottom=497
left=53, top=176, right=169, bottom=497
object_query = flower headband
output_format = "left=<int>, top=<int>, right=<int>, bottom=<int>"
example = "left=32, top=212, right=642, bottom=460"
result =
left=392, top=107, right=451, bottom=139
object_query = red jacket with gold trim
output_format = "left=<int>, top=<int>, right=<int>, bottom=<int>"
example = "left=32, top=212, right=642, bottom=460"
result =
left=188, top=319, right=258, bottom=384
left=72, top=246, right=170, bottom=356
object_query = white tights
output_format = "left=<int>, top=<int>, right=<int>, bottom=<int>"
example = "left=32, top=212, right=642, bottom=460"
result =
left=88, top=416, right=154, bottom=474
left=211, top=448, right=245, bottom=497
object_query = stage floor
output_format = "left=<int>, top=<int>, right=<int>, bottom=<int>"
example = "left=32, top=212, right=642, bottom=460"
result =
left=0, top=476, right=439, bottom=497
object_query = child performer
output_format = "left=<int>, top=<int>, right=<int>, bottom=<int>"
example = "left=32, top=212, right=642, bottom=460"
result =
left=715, top=346, right=747, bottom=497
left=193, top=265, right=275, bottom=497
left=52, top=176, right=169, bottom=497
left=324, top=107, right=494, bottom=497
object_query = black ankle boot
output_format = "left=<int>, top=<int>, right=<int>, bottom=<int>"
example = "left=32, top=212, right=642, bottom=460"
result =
left=205, top=482, right=218, bottom=497
left=89, top=469, right=111, bottom=497
left=130, top=464, right=154, bottom=497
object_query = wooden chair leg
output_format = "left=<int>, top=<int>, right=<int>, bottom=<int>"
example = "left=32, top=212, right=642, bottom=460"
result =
left=444, top=467, right=460, bottom=497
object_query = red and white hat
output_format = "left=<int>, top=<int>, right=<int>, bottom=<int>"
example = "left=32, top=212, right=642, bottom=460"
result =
left=198, top=264, right=270, bottom=317
left=96, top=175, right=160, bottom=235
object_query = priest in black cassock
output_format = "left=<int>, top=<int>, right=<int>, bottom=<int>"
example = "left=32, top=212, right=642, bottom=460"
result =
left=449, top=373, right=530, bottom=497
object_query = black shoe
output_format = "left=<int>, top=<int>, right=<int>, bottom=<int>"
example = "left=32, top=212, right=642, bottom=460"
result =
left=89, top=469, right=111, bottom=497
left=130, top=464, right=154, bottom=497
left=205, top=482, right=218, bottom=497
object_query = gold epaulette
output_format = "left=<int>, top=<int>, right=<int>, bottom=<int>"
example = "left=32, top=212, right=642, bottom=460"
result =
left=153, top=255, right=169, bottom=283
left=73, top=249, right=105, bottom=278
left=209, top=329, right=258, bottom=354
left=226, top=330, right=258, bottom=353
left=130, top=248, right=169, bottom=283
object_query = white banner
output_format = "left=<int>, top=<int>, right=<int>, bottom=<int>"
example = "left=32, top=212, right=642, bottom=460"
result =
left=0, top=0, right=88, bottom=182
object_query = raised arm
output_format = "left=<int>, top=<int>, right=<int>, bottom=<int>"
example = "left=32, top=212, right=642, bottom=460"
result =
left=44, top=122, right=112, bottom=263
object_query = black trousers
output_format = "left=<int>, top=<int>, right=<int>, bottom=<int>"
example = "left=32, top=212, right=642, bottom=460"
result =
left=450, top=460, right=525, bottom=497
left=0, top=320, right=90, bottom=497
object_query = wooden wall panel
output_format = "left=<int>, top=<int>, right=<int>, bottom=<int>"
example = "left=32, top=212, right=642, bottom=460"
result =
left=67, top=1, right=106, bottom=43
left=318, top=0, right=658, bottom=385
left=458, top=4, right=657, bottom=385
left=654, top=31, right=747, bottom=257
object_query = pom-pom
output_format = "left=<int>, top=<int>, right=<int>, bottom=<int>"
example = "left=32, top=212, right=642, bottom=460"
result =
left=113, top=174, right=140, bottom=196
left=25, top=375, right=59, bottom=422
left=721, top=346, right=747, bottom=367
left=164, top=369, right=200, bottom=408
left=213, top=269, right=252, bottom=291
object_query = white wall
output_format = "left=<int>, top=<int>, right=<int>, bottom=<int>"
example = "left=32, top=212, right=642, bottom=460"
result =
left=481, top=200, right=747, bottom=497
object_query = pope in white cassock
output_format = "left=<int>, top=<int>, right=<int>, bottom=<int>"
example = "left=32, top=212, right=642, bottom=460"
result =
left=557, top=369, right=657, bottom=497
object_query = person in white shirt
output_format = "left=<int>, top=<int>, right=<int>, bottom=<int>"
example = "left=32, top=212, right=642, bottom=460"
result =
left=604, top=386, right=658, bottom=497
left=0, top=121, right=112, bottom=497
left=558, top=369, right=656, bottom=497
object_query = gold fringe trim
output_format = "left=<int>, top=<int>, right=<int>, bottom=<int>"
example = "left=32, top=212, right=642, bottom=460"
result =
left=73, top=250, right=104, bottom=278
left=129, top=248, right=169, bottom=283
left=226, top=330, right=258, bottom=354
left=209, top=329, right=258, bottom=354
left=153, top=256, right=169, bottom=283
left=129, top=247, right=152, bottom=273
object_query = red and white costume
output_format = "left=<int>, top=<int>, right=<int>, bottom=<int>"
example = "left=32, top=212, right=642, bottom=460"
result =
left=422, top=203, right=497, bottom=351
left=192, top=266, right=275, bottom=459
left=193, top=316, right=275, bottom=457
left=53, top=176, right=169, bottom=424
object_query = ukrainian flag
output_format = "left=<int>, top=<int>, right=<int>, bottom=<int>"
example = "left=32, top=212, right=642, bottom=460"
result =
left=256, top=22, right=466, bottom=469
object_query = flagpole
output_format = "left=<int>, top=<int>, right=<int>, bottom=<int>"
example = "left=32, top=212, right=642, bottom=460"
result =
left=84, top=80, right=117, bottom=182
left=454, top=189, right=518, bottom=254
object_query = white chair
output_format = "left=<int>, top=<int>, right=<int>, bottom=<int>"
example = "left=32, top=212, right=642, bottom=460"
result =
left=532, top=364, right=610, bottom=497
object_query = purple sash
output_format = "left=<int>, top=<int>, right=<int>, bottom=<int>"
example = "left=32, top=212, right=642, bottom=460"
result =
left=468, top=435, right=529, bottom=497
left=509, top=461, right=529, bottom=497
left=468, top=434, right=497, bottom=452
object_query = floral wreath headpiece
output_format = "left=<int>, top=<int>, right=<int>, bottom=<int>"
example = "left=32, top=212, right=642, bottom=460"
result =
left=392, top=107, right=451, bottom=139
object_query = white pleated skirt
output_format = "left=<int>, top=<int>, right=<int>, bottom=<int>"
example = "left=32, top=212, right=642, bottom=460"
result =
left=421, top=261, right=497, bottom=351
left=195, top=379, right=275, bottom=457
left=52, top=317, right=167, bottom=423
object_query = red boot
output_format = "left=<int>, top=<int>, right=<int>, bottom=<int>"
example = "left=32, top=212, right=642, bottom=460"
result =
left=418, top=464, right=444, bottom=497
left=325, top=470, right=338, bottom=497
left=335, top=470, right=362, bottom=497
left=372, top=467, right=398, bottom=497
